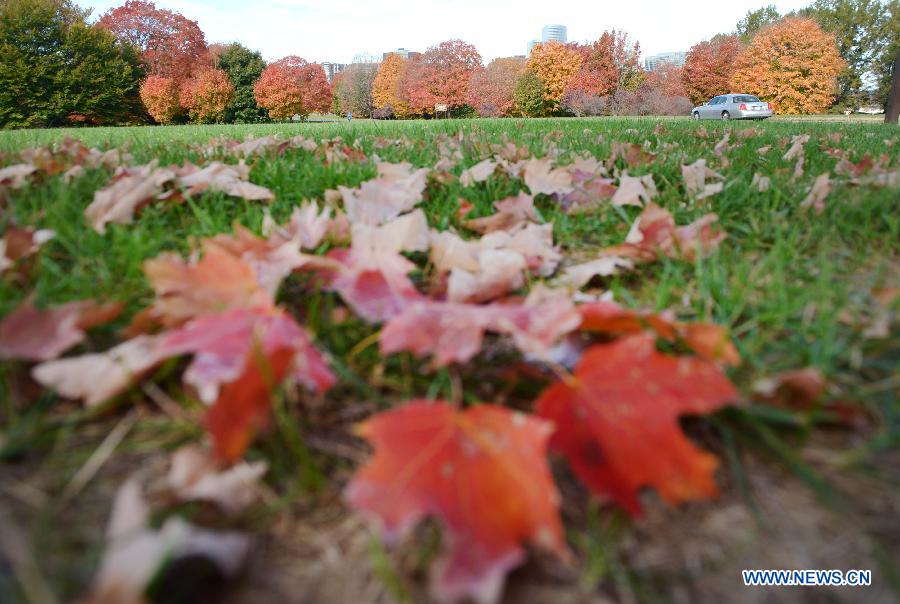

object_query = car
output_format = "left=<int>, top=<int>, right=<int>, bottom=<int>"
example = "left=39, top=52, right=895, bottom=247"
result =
left=691, top=94, right=774, bottom=120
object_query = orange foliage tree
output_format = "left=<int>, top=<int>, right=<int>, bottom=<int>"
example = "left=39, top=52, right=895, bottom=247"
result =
left=566, top=30, right=644, bottom=98
left=467, top=57, right=527, bottom=117
left=402, top=39, right=482, bottom=115
left=254, top=56, right=331, bottom=120
left=682, top=35, right=745, bottom=105
left=98, top=0, right=208, bottom=82
left=180, top=69, right=234, bottom=122
left=731, top=17, right=844, bottom=114
left=372, top=53, right=410, bottom=118
left=526, top=41, right=583, bottom=108
left=139, top=75, right=181, bottom=123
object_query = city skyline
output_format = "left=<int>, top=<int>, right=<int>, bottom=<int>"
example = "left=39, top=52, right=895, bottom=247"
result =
left=75, top=0, right=814, bottom=65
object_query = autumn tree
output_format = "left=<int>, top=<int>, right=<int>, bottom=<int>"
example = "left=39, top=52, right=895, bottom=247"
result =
left=467, top=57, right=526, bottom=117
left=180, top=68, right=234, bottom=122
left=566, top=31, right=644, bottom=98
left=372, top=53, right=410, bottom=118
left=514, top=69, right=548, bottom=117
left=334, top=57, right=379, bottom=117
left=802, top=0, right=894, bottom=107
left=682, top=35, right=745, bottom=105
left=254, top=56, right=331, bottom=121
left=98, top=0, right=208, bottom=82
left=216, top=43, right=266, bottom=122
left=140, top=75, right=181, bottom=123
left=402, top=39, right=482, bottom=115
left=735, top=5, right=782, bottom=43
left=647, top=63, right=688, bottom=99
left=526, top=41, right=583, bottom=110
left=0, top=0, right=145, bottom=128
left=732, top=17, right=844, bottom=114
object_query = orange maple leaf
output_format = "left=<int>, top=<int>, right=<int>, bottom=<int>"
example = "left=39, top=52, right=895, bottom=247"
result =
left=346, top=401, right=568, bottom=603
left=537, top=333, right=737, bottom=515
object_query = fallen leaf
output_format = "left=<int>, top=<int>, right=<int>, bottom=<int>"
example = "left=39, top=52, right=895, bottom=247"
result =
left=557, top=257, right=634, bottom=289
left=681, top=159, right=724, bottom=198
left=338, top=161, right=429, bottom=225
left=0, top=226, right=55, bottom=273
left=610, top=173, right=655, bottom=207
left=752, top=367, right=827, bottom=410
left=522, top=157, right=573, bottom=196
left=0, top=298, right=122, bottom=361
left=346, top=401, right=567, bottom=604
left=459, top=159, right=498, bottom=186
left=800, top=173, right=831, bottom=213
left=175, top=161, right=274, bottom=202
left=536, top=333, right=738, bottom=515
left=782, top=134, right=810, bottom=161
left=380, top=286, right=580, bottom=367
left=85, top=162, right=177, bottom=233
left=463, top=193, right=539, bottom=234
left=167, top=444, right=267, bottom=515
left=751, top=173, right=770, bottom=192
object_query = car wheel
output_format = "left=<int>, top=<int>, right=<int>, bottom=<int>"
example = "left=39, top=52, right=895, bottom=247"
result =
left=692, top=111, right=700, bottom=120
left=721, top=111, right=730, bottom=120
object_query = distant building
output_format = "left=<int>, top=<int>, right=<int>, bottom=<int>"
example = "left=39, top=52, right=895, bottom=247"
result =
left=383, top=48, right=421, bottom=60
left=321, top=62, right=346, bottom=83
left=528, top=24, right=567, bottom=55
left=644, top=51, right=687, bottom=72
left=541, top=24, right=567, bottom=44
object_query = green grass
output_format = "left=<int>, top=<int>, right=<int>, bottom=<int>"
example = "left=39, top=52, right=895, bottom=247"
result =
left=1, top=117, right=898, bottom=602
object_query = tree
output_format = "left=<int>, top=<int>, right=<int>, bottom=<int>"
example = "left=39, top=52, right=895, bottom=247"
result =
left=873, top=0, right=899, bottom=106
left=140, top=75, right=181, bottom=123
left=98, top=0, right=208, bottom=82
left=334, top=57, right=379, bottom=117
left=566, top=31, right=644, bottom=99
left=647, top=63, right=688, bottom=99
left=402, top=39, right=482, bottom=115
left=216, top=43, right=266, bottom=123
left=372, top=53, right=410, bottom=118
left=526, top=41, right=583, bottom=109
left=514, top=69, right=548, bottom=117
left=736, top=5, right=782, bottom=43
left=682, top=35, right=745, bottom=105
left=732, top=17, right=844, bottom=114
left=254, top=56, right=331, bottom=121
left=885, top=48, right=899, bottom=122
left=802, top=0, right=894, bottom=107
left=0, top=0, right=145, bottom=128
left=467, top=57, right=526, bottom=117
left=180, top=69, right=234, bottom=122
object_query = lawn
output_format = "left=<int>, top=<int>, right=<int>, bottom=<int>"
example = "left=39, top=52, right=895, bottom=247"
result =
left=1, top=117, right=898, bottom=604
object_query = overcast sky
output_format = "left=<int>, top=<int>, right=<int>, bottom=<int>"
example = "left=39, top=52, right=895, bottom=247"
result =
left=76, top=0, right=813, bottom=64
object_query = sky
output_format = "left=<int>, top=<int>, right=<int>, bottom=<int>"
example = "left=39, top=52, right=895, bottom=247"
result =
left=76, top=0, right=814, bottom=64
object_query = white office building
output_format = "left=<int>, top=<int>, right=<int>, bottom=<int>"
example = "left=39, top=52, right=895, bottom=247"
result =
left=541, top=24, right=567, bottom=44
left=644, top=51, right=687, bottom=72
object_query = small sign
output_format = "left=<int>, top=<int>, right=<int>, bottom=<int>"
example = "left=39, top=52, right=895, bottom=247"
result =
left=434, top=104, right=448, bottom=112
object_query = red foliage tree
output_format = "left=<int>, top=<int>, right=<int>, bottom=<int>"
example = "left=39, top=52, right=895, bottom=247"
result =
left=682, top=35, right=745, bottom=105
left=180, top=69, right=234, bottom=122
left=647, top=63, right=688, bottom=99
left=254, top=56, right=331, bottom=120
left=139, top=75, right=181, bottom=124
left=466, top=57, right=526, bottom=117
left=402, top=39, right=482, bottom=114
left=566, top=30, right=644, bottom=98
left=98, top=0, right=209, bottom=82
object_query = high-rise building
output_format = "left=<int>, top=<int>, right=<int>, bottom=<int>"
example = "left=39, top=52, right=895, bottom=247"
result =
left=383, top=48, right=421, bottom=60
left=528, top=24, right=567, bottom=55
left=321, top=62, right=346, bottom=83
left=541, top=24, right=567, bottom=44
left=644, top=51, right=687, bottom=72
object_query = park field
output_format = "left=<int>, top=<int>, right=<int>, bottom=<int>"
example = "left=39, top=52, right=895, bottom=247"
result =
left=1, top=117, right=898, bottom=603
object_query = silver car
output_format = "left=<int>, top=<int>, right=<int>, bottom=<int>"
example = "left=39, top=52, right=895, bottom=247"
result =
left=691, top=94, right=774, bottom=120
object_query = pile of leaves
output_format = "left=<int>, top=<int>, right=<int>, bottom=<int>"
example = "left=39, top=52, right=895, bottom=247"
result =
left=1, top=127, right=897, bottom=603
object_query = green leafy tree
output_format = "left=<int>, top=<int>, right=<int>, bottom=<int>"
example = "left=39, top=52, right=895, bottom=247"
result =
left=801, top=0, right=894, bottom=107
left=0, top=0, right=144, bottom=128
left=514, top=70, right=548, bottom=117
left=871, top=0, right=899, bottom=106
left=216, top=42, right=266, bottom=123
left=736, top=5, right=782, bottom=42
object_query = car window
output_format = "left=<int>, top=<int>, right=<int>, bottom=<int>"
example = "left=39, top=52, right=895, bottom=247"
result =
left=746, top=95, right=760, bottom=102
left=707, top=97, right=718, bottom=104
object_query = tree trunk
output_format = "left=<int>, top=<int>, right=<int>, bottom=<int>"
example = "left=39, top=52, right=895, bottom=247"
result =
left=886, top=49, right=900, bottom=124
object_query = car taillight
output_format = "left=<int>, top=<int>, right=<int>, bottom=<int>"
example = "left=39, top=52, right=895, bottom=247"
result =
left=739, top=103, right=747, bottom=110
left=767, top=102, right=773, bottom=110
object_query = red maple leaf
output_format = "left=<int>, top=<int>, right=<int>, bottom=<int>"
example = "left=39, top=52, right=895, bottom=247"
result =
left=346, top=401, right=568, bottom=603
left=536, top=333, right=737, bottom=515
